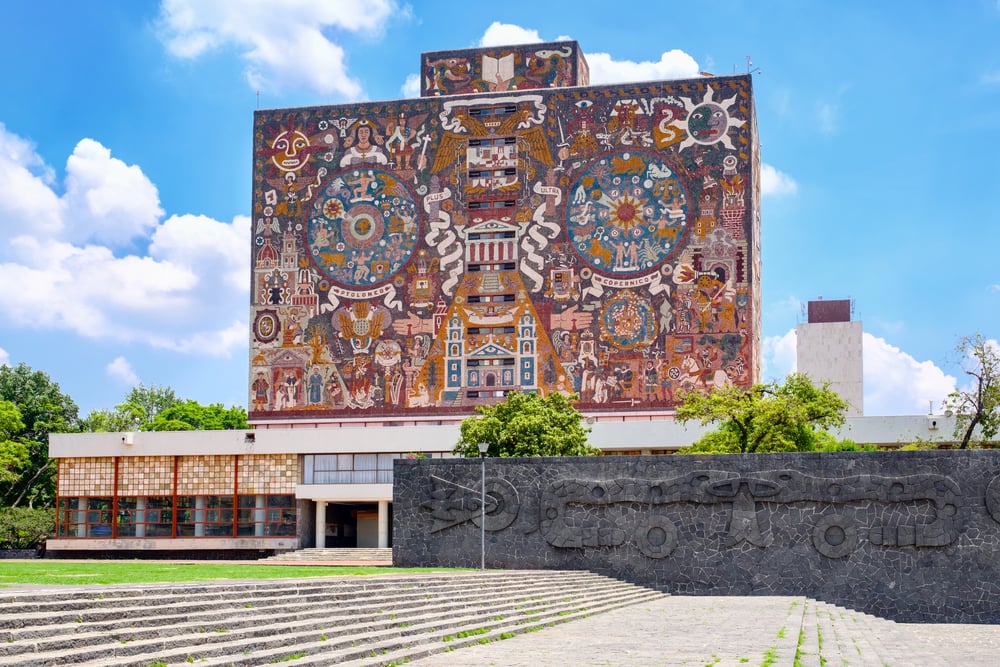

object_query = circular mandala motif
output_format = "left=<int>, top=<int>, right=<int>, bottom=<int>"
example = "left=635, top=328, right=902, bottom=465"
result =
left=566, top=151, right=689, bottom=277
left=253, top=310, right=280, bottom=344
left=600, top=290, right=658, bottom=350
left=306, top=168, right=420, bottom=288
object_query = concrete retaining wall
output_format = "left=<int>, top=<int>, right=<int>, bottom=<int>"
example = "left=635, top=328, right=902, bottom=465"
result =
left=393, top=451, right=1000, bottom=623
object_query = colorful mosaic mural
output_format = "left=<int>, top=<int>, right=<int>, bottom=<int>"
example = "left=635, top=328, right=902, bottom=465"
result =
left=250, top=54, right=760, bottom=421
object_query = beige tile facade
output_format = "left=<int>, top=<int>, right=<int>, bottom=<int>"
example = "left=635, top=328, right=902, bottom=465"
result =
left=58, top=457, right=115, bottom=496
left=57, top=454, right=299, bottom=498
left=238, top=454, right=297, bottom=494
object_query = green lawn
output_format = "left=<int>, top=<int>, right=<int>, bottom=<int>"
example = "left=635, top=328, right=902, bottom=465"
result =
left=0, top=561, right=452, bottom=586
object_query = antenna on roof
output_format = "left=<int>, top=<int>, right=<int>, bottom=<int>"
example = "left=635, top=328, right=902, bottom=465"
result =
left=746, top=55, right=762, bottom=76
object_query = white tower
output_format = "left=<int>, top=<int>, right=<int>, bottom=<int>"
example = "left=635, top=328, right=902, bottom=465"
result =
left=796, top=298, right=863, bottom=417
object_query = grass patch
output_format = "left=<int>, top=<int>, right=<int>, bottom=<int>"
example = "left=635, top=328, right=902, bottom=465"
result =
left=272, top=652, right=307, bottom=663
left=760, top=646, right=777, bottom=667
left=0, top=562, right=456, bottom=587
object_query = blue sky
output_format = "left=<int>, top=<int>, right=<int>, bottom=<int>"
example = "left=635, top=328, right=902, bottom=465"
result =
left=1, top=0, right=997, bottom=417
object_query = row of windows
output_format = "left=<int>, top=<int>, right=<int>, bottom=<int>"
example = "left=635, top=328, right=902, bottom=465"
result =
left=469, top=105, right=517, bottom=118
left=468, top=168, right=517, bottom=179
left=56, top=495, right=296, bottom=539
left=469, top=135, right=517, bottom=146
left=467, top=262, right=516, bottom=272
left=467, top=390, right=511, bottom=398
left=468, top=231, right=516, bottom=240
left=467, top=294, right=516, bottom=303
left=303, top=453, right=399, bottom=485
left=467, top=326, right=516, bottom=335
left=468, top=199, right=516, bottom=210
left=467, top=358, right=516, bottom=367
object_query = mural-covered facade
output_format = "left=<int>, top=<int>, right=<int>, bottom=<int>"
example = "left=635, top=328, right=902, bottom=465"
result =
left=249, top=41, right=760, bottom=422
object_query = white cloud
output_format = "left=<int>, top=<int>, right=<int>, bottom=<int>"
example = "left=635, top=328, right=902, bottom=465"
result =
left=106, top=357, right=140, bottom=386
left=63, top=139, right=164, bottom=246
left=762, top=328, right=956, bottom=416
left=585, top=50, right=700, bottom=85
left=475, top=23, right=699, bottom=85
left=157, top=0, right=396, bottom=98
left=760, top=163, right=798, bottom=197
left=0, top=123, right=247, bottom=357
left=401, top=73, right=421, bottom=99
left=863, top=333, right=956, bottom=416
left=762, top=329, right=797, bottom=381
left=0, top=347, right=9, bottom=367
left=478, top=22, right=546, bottom=47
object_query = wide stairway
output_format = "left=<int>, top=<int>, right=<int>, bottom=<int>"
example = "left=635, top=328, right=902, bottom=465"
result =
left=0, top=570, right=664, bottom=666
left=260, top=547, right=392, bottom=563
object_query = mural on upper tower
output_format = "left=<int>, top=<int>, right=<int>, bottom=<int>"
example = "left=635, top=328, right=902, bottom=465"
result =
left=250, top=53, right=759, bottom=421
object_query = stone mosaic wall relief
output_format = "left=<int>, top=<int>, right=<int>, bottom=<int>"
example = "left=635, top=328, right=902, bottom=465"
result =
left=393, top=451, right=1000, bottom=623
left=250, top=74, right=759, bottom=421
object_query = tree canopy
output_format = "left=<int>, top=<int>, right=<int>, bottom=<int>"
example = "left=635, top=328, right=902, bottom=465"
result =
left=0, top=363, right=79, bottom=507
left=944, top=333, right=1000, bottom=449
left=454, top=391, right=598, bottom=457
left=676, top=373, right=849, bottom=454
left=143, top=401, right=248, bottom=431
left=80, top=384, right=180, bottom=432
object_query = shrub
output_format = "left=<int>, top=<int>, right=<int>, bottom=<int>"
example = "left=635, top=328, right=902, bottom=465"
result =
left=0, top=506, right=55, bottom=549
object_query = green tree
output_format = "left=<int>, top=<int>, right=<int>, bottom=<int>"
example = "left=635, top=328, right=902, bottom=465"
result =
left=454, top=391, right=598, bottom=457
left=0, top=401, right=29, bottom=485
left=676, top=373, right=848, bottom=454
left=81, top=384, right=180, bottom=432
left=143, top=401, right=248, bottom=431
left=944, top=333, right=1000, bottom=449
left=0, top=363, right=79, bottom=508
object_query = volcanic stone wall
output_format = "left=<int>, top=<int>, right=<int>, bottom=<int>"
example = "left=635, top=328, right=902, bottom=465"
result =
left=393, top=450, right=1000, bottom=623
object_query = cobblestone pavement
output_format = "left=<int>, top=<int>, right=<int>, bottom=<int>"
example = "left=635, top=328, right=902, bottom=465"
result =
left=407, top=595, right=1000, bottom=667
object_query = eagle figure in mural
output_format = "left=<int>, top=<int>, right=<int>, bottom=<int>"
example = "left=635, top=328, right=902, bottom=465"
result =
left=431, top=101, right=554, bottom=175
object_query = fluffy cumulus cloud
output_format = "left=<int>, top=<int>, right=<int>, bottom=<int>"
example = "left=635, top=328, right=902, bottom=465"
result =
left=0, top=123, right=248, bottom=357
left=157, top=0, right=396, bottom=98
left=760, top=163, right=798, bottom=197
left=863, top=334, right=956, bottom=415
left=476, top=23, right=700, bottom=84
left=761, top=329, right=798, bottom=381
left=106, top=356, right=140, bottom=386
left=0, top=347, right=9, bottom=367
left=762, top=328, right=956, bottom=416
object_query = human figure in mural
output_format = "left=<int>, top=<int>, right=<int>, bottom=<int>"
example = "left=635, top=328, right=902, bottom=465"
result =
left=340, top=120, right=388, bottom=167
left=385, top=111, right=417, bottom=170
left=252, top=372, right=270, bottom=411
left=308, top=367, right=324, bottom=405
left=284, top=372, right=300, bottom=407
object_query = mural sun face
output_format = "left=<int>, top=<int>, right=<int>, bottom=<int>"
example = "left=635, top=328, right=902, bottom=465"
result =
left=672, top=86, right=746, bottom=151
left=271, top=129, right=311, bottom=172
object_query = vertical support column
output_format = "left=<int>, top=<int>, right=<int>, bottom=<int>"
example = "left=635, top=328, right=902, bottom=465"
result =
left=194, top=496, right=206, bottom=537
left=315, top=501, right=327, bottom=548
left=255, top=494, right=266, bottom=537
left=135, top=497, right=146, bottom=538
left=377, top=500, right=389, bottom=549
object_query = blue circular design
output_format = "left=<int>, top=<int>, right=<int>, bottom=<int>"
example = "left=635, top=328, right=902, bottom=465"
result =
left=566, top=151, right=689, bottom=276
left=306, top=168, right=420, bottom=288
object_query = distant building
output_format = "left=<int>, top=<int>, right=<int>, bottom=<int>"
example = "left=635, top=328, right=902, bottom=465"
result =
left=796, top=298, right=863, bottom=417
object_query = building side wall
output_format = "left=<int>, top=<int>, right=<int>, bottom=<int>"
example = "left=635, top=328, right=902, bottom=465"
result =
left=796, top=320, right=863, bottom=416
left=250, top=74, right=760, bottom=423
left=394, top=451, right=1000, bottom=623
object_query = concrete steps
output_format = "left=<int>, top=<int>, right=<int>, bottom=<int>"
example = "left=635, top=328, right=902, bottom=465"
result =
left=261, top=547, right=392, bottom=563
left=792, top=599, right=955, bottom=667
left=0, top=570, right=664, bottom=666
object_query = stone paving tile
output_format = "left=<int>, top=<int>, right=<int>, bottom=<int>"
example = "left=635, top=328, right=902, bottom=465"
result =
left=408, top=596, right=1000, bottom=667
left=409, top=596, right=800, bottom=667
